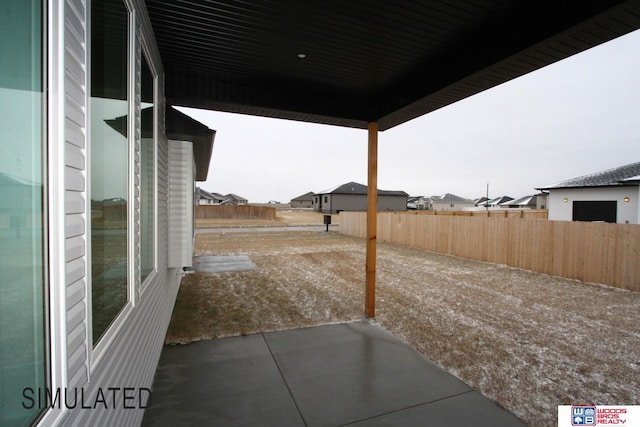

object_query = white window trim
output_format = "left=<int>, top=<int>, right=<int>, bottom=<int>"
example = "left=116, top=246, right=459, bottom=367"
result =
left=140, top=37, right=159, bottom=295
left=41, top=0, right=68, bottom=424
left=128, top=7, right=138, bottom=306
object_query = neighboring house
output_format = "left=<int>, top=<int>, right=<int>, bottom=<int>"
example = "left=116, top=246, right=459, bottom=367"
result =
left=428, top=193, right=475, bottom=211
left=407, top=196, right=419, bottom=210
left=313, top=182, right=408, bottom=214
left=291, top=192, right=315, bottom=208
left=226, top=193, right=248, bottom=205
left=196, top=188, right=226, bottom=205
left=416, top=196, right=429, bottom=210
left=474, top=197, right=489, bottom=206
left=499, top=194, right=539, bottom=209
left=481, top=196, right=514, bottom=207
left=407, top=196, right=428, bottom=210
left=535, top=192, right=548, bottom=210
left=213, top=192, right=230, bottom=203
left=537, top=162, right=640, bottom=224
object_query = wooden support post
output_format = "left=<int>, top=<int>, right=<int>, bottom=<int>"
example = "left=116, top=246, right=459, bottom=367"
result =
left=365, top=122, right=378, bottom=319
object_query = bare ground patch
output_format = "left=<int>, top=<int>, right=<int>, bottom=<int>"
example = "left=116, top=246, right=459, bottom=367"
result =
left=166, top=230, right=640, bottom=427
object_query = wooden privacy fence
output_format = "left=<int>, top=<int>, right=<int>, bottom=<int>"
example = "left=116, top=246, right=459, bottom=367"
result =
left=195, top=205, right=276, bottom=220
left=411, top=209, right=548, bottom=219
left=340, top=211, right=640, bottom=292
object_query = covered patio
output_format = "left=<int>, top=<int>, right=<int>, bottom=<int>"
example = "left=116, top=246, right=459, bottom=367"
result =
left=146, top=0, right=640, bottom=318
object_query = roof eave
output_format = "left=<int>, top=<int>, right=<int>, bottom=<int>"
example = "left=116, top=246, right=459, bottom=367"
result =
left=536, top=183, right=639, bottom=191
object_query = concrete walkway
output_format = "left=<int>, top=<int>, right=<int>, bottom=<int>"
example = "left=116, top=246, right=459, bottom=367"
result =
left=143, top=321, right=525, bottom=426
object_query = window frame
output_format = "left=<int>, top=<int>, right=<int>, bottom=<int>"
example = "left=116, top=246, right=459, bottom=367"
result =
left=88, top=0, right=135, bottom=364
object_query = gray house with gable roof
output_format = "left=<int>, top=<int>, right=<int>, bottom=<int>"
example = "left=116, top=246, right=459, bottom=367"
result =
left=537, top=162, right=640, bottom=224
left=313, top=182, right=408, bottom=214
left=291, top=192, right=315, bottom=208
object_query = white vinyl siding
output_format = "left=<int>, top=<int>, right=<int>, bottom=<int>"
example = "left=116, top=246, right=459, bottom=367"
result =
left=168, top=140, right=195, bottom=268
left=64, top=0, right=90, bottom=398
left=39, top=0, right=185, bottom=425
left=548, top=187, right=639, bottom=224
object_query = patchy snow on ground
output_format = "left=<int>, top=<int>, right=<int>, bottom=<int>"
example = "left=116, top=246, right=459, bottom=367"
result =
left=167, top=229, right=640, bottom=427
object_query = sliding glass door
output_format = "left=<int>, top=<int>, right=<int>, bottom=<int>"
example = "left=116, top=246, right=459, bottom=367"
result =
left=0, top=0, right=47, bottom=425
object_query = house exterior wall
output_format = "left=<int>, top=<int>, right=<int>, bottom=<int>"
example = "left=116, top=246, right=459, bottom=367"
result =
left=431, top=201, right=475, bottom=211
left=318, top=194, right=407, bottom=213
left=379, top=195, right=408, bottom=211
left=291, top=199, right=313, bottom=208
left=168, top=140, right=195, bottom=268
left=30, top=0, right=186, bottom=425
left=547, top=187, right=639, bottom=224
left=536, top=194, right=548, bottom=210
left=328, top=194, right=367, bottom=213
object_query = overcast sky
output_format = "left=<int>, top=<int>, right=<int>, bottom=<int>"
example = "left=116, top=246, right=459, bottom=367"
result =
left=179, top=29, right=640, bottom=204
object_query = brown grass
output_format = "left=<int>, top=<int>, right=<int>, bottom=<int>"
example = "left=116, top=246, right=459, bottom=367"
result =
left=195, top=209, right=339, bottom=228
left=167, top=231, right=361, bottom=340
left=166, top=214, right=640, bottom=427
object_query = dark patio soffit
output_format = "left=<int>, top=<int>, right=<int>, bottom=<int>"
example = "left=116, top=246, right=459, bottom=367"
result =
left=147, top=0, right=640, bottom=131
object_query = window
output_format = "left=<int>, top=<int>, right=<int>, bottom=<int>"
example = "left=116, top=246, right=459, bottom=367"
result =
left=324, top=196, right=328, bottom=203
left=90, top=0, right=129, bottom=345
left=140, top=52, right=155, bottom=283
left=0, top=0, right=47, bottom=424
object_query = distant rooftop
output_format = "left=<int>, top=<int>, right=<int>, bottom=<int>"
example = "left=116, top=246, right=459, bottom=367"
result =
left=291, top=192, right=315, bottom=202
left=501, top=195, right=536, bottom=206
left=226, top=193, right=248, bottom=202
left=316, top=182, right=408, bottom=197
left=431, top=193, right=474, bottom=203
left=538, top=161, right=640, bottom=190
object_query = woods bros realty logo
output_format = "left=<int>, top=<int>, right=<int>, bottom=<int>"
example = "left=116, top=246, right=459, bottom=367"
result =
left=558, top=405, right=640, bottom=426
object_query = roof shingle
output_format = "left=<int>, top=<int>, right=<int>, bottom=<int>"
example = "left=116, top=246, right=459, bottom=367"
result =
left=316, top=182, right=407, bottom=196
left=538, top=162, right=640, bottom=190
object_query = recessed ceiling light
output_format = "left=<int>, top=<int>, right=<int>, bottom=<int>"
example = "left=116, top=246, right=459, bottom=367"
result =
left=297, top=53, right=307, bottom=59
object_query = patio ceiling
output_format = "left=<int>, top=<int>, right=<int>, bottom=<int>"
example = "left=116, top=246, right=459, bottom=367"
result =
left=146, top=0, right=640, bottom=131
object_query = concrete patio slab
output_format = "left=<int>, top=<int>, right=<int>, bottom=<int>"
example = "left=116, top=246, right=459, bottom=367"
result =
left=143, top=321, right=525, bottom=427
left=192, top=255, right=257, bottom=274
left=143, top=334, right=304, bottom=427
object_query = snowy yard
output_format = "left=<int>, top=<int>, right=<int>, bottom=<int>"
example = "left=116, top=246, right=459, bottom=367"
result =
left=167, top=228, right=640, bottom=427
